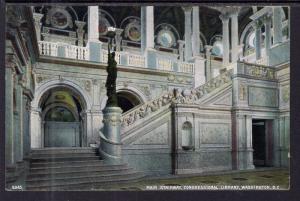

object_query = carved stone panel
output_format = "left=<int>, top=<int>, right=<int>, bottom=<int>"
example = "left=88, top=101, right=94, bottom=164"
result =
left=248, top=86, right=278, bottom=108
left=200, top=123, right=230, bottom=146
left=280, top=85, right=290, bottom=105
left=132, top=123, right=168, bottom=145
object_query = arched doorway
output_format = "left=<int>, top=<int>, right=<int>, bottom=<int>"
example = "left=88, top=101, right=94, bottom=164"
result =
left=117, top=91, right=142, bottom=113
left=40, top=87, right=85, bottom=147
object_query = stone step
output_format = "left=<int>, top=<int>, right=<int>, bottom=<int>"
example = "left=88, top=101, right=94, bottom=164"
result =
left=30, top=159, right=105, bottom=168
left=27, top=167, right=132, bottom=180
left=30, top=147, right=98, bottom=154
left=28, top=163, right=129, bottom=175
left=26, top=173, right=145, bottom=191
left=30, top=155, right=100, bottom=163
left=26, top=170, right=143, bottom=188
left=30, top=151, right=99, bottom=158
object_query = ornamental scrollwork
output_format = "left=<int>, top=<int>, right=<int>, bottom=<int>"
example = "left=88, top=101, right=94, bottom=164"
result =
left=244, top=63, right=275, bottom=80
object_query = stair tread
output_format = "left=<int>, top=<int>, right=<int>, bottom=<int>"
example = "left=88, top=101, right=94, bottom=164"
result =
left=31, top=159, right=103, bottom=165
left=30, top=163, right=127, bottom=170
left=28, top=166, right=131, bottom=175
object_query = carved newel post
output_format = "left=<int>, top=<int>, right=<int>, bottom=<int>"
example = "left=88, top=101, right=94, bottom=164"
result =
left=99, top=27, right=123, bottom=164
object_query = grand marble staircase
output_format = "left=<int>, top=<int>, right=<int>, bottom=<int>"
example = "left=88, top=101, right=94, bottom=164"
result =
left=25, top=148, right=144, bottom=190
left=121, top=69, right=233, bottom=135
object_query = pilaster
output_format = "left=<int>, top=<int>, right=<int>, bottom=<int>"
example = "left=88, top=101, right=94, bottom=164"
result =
left=5, top=65, right=15, bottom=165
left=230, top=9, right=240, bottom=63
left=192, top=6, right=201, bottom=57
left=30, top=107, right=42, bottom=148
left=75, top=21, right=86, bottom=46
left=220, top=13, right=230, bottom=67
left=182, top=6, right=193, bottom=62
left=87, top=6, right=102, bottom=62
left=32, top=12, right=43, bottom=41
left=273, top=7, right=283, bottom=45
left=253, top=20, right=263, bottom=60
left=263, top=14, right=272, bottom=64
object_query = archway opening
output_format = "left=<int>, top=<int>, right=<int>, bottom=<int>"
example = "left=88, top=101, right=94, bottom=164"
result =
left=40, top=87, right=85, bottom=147
left=116, top=91, right=142, bottom=113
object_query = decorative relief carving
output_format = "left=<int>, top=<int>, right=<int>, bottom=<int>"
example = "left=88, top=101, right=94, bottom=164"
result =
left=138, top=85, right=151, bottom=97
left=239, top=84, right=247, bottom=100
left=92, top=79, right=98, bottom=85
left=244, top=63, right=275, bottom=80
left=167, top=75, right=175, bottom=81
left=102, top=115, right=122, bottom=126
left=36, top=74, right=56, bottom=84
left=122, top=70, right=233, bottom=127
left=248, top=86, right=278, bottom=107
left=84, top=80, right=91, bottom=92
left=281, top=85, right=290, bottom=103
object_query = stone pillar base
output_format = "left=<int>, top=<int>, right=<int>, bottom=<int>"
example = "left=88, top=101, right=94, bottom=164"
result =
left=237, top=149, right=255, bottom=170
left=99, top=107, right=123, bottom=164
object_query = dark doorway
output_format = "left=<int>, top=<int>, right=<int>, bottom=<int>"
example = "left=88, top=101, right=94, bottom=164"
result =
left=117, top=91, right=141, bottom=113
left=252, top=120, right=267, bottom=167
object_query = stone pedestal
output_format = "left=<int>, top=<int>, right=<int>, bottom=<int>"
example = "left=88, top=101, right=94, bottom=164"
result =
left=99, top=107, right=123, bottom=164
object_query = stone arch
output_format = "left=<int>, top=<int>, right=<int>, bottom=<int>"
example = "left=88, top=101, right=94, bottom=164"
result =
left=100, top=85, right=147, bottom=112
left=32, top=78, right=92, bottom=111
left=30, top=78, right=93, bottom=148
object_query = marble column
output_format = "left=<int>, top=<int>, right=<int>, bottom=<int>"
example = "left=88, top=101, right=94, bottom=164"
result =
left=23, top=96, right=30, bottom=157
left=141, top=6, right=155, bottom=69
left=253, top=20, right=262, bottom=60
left=87, top=6, right=102, bottom=62
left=114, top=28, right=124, bottom=52
left=141, top=6, right=154, bottom=53
left=263, top=14, right=272, bottom=59
left=273, top=7, right=283, bottom=45
left=17, top=79, right=24, bottom=162
left=178, top=40, right=185, bottom=62
left=85, top=110, right=93, bottom=146
left=220, top=13, right=230, bottom=67
left=205, top=45, right=213, bottom=80
left=30, top=107, right=42, bottom=148
left=5, top=65, right=15, bottom=165
left=182, top=6, right=193, bottom=62
left=192, top=6, right=201, bottom=57
left=75, top=21, right=86, bottom=46
left=33, top=12, right=43, bottom=41
left=231, top=10, right=239, bottom=63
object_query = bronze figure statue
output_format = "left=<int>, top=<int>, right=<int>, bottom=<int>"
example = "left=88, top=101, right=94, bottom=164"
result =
left=105, top=48, right=118, bottom=107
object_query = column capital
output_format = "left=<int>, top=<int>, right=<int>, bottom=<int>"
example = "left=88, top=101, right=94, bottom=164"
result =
left=75, top=20, right=86, bottom=30
left=219, top=13, right=230, bottom=23
left=32, top=12, right=44, bottom=23
left=252, top=19, right=263, bottom=29
left=230, top=7, right=241, bottom=17
left=114, top=28, right=124, bottom=36
left=262, top=13, right=272, bottom=24
left=182, top=6, right=193, bottom=13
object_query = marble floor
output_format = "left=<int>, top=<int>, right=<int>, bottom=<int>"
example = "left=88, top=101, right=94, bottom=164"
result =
left=95, top=168, right=289, bottom=191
